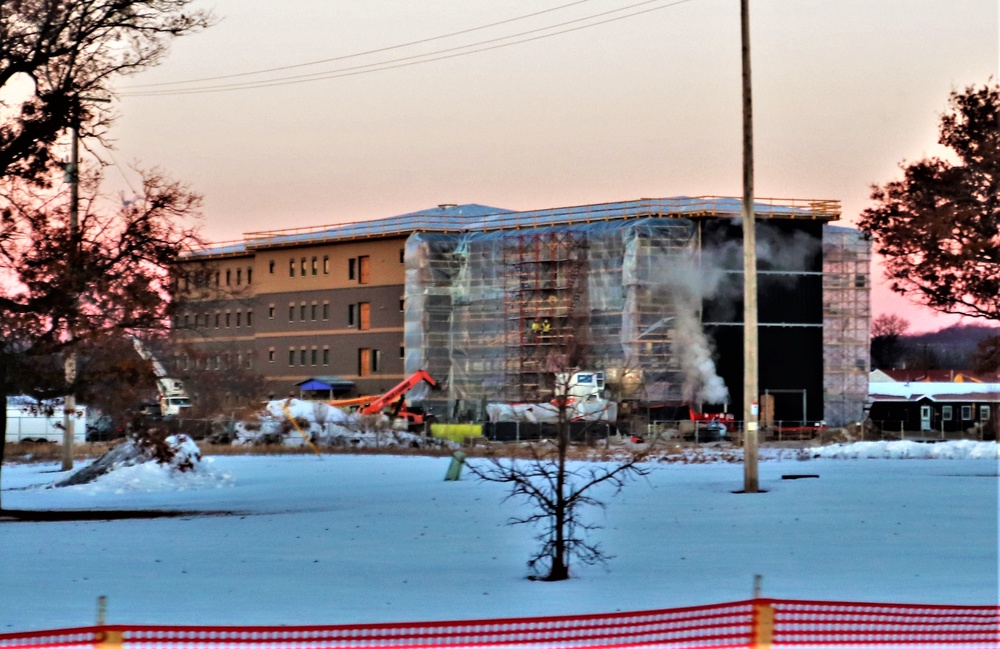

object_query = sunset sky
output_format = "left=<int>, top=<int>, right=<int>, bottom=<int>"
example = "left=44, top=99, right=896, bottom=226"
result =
left=102, top=0, right=997, bottom=333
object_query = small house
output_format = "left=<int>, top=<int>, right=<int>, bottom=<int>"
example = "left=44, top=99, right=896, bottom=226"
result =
left=868, top=381, right=998, bottom=438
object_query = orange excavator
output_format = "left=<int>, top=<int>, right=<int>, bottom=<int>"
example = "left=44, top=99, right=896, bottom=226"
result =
left=329, top=370, right=438, bottom=431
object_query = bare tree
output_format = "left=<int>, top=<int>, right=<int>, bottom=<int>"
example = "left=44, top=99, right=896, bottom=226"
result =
left=870, top=313, right=910, bottom=369
left=0, top=0, right=213, bottom=185
left=469, top=355, right=648, bottom=581
left=0, top=168, right=202, bottom=508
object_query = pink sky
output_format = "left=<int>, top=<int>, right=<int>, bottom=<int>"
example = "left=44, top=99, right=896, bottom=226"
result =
left=92, top=0, right=997, bottom=334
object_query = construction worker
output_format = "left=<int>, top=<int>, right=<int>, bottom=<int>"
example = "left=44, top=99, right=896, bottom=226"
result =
left=530, top=319, right=541, bottom=338
left=541, top=319, right=552, bottom=334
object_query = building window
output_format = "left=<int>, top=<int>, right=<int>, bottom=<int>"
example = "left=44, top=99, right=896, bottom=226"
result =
left=348, top=257, right=356, bottom=280
left=400, top=345, right=405, bottom=359
left=247, top=310, right=253, bottom=327
left=400, top=248, right=405, bottom=264
left=358, top=348, right=371, bottom=377
left=322, top=347, right=329, bottom=365
left=300, top=347, right=307, bottom=365
left=184, top=314, right=190, bottom=327
left=235, top=311, right=242, bottom=327
left=400, top=297, right=405, bottom=312
left=311, top=302, right=317, bottom=321
left=372, top=349, right=382, bottom=373
left=358, top=255, right=370, bottom=284
left=269, top=260, right=275, bottom=274
left=359, top=302, right=370, bottom=330
left=348, top=303, right=356, bottom=327
left=225, top=269, right=231, bottom=286
left=236, top=269, right=242, bottom=285
left=288, top=348, right=295, bottom=366
left=300, top=257, right=306, bottom=276
left=980, top=405, right=991, bottom=421
left=961, top=405, right=973, bottom=420
left=289, top=258, right=295, bottom=277
left=311, top=257, right=318, bottom=276
left=300, top=302, right=307, bottom=321
left=311, top=348, right=318, bottom=366
left=288, top=304, right=295, bottom=321
left=322, top=302, right=329, bottom=320
left=247, top=268, right=252, bottom=284
left=269, top=348, right=275, bottom=363
left=268, top=305, right=275, bottom=319
left=942, top=406, right=953, bottom=421
left=323, top=255, right=329, bottom=274
left=214, top=271, right=220, bottom=287
left=215, top=313, right=220, bottom=328
left=225, top=312, right=231, bottom=328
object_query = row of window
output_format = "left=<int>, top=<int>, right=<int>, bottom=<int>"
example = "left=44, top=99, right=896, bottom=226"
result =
left=939, top=405, right=991, bottom=422
left=180, top=267, right=253, bottom=291
left=179, top=298, right=405, bottom=331
left=270, top=345, right=405, bottom=375
left=176, top=352, right=253, bottom=371
left=270, top=250, right=405, bottom=281
left=178, top=310, right=253, bottom=329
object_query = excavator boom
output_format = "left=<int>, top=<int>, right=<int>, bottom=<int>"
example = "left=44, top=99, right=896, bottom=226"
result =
left=358, top=370, right=437, bottom=416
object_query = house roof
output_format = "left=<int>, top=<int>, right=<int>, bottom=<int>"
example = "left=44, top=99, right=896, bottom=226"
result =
left=189, top=196, right=842, bottom=258
left=874, top=369, right=1000, bottom=383
left=870, top=381, right=1000, bottom=402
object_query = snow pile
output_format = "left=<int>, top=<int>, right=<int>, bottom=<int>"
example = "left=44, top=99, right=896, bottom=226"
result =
left=54, top=434, right=232, bottom=492
left=234, top=398, right=454, bottom=449
left=62, top=455, right=234, bottom=494
left=810, top=440, right=999, bottom=460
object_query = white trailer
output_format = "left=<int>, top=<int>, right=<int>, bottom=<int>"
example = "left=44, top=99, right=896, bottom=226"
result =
left=5, top=404, right=88, bottom=444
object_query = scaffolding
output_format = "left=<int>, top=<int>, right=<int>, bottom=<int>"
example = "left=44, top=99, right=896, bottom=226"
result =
left=404, top=220, right=697, bottom=420
left=403, top=219, right=869, bottom=425
left=822, top=226, right=872, bottom=427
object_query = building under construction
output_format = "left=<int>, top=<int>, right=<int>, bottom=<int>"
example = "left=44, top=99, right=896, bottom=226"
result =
left=177, top=196, right=869, bottom=427
left=403, top=198, right=870, bottom=426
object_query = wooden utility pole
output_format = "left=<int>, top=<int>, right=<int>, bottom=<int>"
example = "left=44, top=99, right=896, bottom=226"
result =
left=741, top=0, right=759, bottom=493
left=62, top=113, right=80, bottom=471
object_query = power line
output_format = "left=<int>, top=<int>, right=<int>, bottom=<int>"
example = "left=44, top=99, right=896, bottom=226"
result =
left=121, top=0, right=697, bottom=97
left=122, top=0, right=601, bottom=89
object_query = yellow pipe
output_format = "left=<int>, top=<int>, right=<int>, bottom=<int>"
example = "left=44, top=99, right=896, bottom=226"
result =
left=280, top=404, right=323, bottom=457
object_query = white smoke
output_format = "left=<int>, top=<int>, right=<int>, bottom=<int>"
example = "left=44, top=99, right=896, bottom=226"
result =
left=652, top=256, right=731, bottom=406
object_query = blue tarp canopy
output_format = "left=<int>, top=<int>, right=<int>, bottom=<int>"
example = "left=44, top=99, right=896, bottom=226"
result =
left=294, top=376, right=354, bottom=392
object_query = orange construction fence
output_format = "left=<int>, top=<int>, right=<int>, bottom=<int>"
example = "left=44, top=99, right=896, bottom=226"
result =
left=0, top=598, right=996, bottom=648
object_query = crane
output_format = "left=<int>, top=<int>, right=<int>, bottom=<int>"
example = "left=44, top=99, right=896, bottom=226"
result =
left=131, top=336, right=191, bottom=417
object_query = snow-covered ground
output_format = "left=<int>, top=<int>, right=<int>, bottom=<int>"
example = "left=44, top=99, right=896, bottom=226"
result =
left=1, top=441, right=997, bottom=633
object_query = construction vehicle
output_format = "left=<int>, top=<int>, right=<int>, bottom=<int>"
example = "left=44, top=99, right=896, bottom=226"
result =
left=330, top=370, right=438, bottom=431
left=131, top=336, right=192, bottom=417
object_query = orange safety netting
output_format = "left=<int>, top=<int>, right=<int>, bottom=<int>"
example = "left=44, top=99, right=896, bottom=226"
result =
left=0, top=598, right=995, bottom=648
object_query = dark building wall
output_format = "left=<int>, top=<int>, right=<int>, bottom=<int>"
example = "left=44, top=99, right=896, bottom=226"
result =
left=700, top=219, right=825, bottom=423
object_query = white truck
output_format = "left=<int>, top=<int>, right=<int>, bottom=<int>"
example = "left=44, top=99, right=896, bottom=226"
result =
left=132, top=337, right=192, bottom=417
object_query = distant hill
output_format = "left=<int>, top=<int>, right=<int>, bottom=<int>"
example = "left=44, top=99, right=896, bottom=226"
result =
left=905, top=323, right=1000, bottom=347
left=899, top=323, right=1000, bottom=368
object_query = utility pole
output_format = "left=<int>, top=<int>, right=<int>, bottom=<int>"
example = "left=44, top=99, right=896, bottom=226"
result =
left=741, top=0, right=759, bottom=493
left=62, top=109, right=80, bottom=471
left=61, top=96, right=109, bottom=471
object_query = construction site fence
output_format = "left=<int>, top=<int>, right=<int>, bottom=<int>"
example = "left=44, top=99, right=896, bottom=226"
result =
left=0, top=598, right=996, bottom=648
